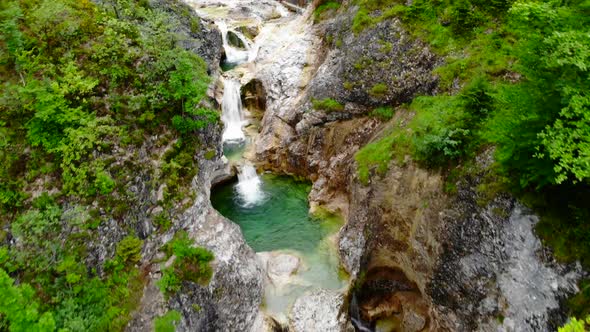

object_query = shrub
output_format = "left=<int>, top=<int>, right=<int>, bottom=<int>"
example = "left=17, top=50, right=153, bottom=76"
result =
left=558, top=316, right=590, bottom=332
left=413, top=127, right=470, bottom=166
left=172, top=108, right=219, bottom=135
left=94, top=171, right=116, bottom=195
left=450, top=0, right=484, bottom=34
left=115, top=235, right=143, bottom=266
left=154, top=212, right=172, bottom=232
left=158, top=231, right=214, bottom=295
left=369, top=83, right=388, bottom=98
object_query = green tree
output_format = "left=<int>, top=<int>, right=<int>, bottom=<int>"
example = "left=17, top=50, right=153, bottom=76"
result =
left=0, top=268, right=56, bottom=332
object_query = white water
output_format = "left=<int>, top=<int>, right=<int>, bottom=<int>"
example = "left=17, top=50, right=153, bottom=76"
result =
left=236, top=164, right=265, bottom=207
left=217, top=21, right=257, bottom=65
left=276, top=3, right=291, bottom=17
left=350, top=294, right=374, bottom=332
left=191, top=0, right=353, bottom=326
left=221, top=79, right=246, bottom=142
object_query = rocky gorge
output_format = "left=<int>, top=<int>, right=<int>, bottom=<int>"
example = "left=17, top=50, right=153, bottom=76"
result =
left=1, top=0, right=583, bottom=331
left=126, top=0, right=585, bottom=331
left=141, top=0, right=583, bottom=331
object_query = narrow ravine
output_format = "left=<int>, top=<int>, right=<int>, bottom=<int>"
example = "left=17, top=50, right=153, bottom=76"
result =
left=187, top=0, right=350, bottom=326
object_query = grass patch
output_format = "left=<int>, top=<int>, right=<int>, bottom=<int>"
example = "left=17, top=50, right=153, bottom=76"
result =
left=154, top=310, right=181, bottom=332
left=314, top=1, right=341, bottom=22
left=312, top=98, right=345, bottom=112
left=355, top=122, right=410, bottom=185
left=370, top=106, right=394, bottom=121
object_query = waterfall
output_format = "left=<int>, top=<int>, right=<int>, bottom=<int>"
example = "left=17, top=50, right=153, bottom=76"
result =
left=350, top=294, right=374, bottom=332
left=236, top=164, right=265, bottom=207
left=275, top=3, right=291, bottom=17
left=217, top=21, right=254, bottom=65
left=221, top=79, right=246, bottom=143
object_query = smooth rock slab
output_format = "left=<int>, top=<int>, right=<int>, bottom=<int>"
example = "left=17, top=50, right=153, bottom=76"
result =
left=289, top=289, right=353, bottom=332
left=257, top=251, right=301, bottom=287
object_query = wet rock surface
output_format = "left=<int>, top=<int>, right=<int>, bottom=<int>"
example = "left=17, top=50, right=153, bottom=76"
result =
left=186, top=0, right=292, bottom=22
left=429, top=185, right=581, bottom=331
left=258, top=252, right=301, bottom=286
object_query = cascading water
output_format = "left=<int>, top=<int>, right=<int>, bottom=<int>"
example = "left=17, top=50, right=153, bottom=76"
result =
left=350, top=294, right=374, bottom=332
left=217, top=21, right=254, bottom=66
left=221, top=79, right=246, bottom=143
left=207, top=0, right=349, bottom=326
left=235, top=164, right=265, bottom=207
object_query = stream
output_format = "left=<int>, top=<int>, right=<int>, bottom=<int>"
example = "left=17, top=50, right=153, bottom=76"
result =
left=192, top=0, right=349, bottom=325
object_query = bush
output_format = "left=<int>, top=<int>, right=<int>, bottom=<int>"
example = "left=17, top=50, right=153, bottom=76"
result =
left=158, top=231, right=214, bottom=295
left=115, top=235, right=143, bottom=266
left=172, top=108, right=219, bottom=135
left=94, top=171, right=116, bottom=195
left=154, top=212, right=172, bottom=232
left=413, top=127, right=470, bottom=166
left=407, top=96, right=471, bottom=167
left=369, top=83, right=388, bottom=98
left=558, top=316, right=590, bottom=332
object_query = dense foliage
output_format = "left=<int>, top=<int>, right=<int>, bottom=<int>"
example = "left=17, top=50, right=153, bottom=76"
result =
left=0, top=0, right=217, bottom=330
left=558, top=316, right=590, bottom=332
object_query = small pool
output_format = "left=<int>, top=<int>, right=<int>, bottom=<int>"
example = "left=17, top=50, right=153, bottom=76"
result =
left=210, top=174, right=347, bottom=317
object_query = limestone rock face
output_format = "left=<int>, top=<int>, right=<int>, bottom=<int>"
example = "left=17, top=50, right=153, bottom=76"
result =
left=128, top=154, right=264, bottom=332
left=173, top=209, right=264, bottom=332
left=149, top=0, right=223, bottom=74
left=429, top=196, right=581, bottom=331
left=289, top=290, right=353, bottom=332
left=340, top=161, right=582, bottom=331
left=309, top=15, right=439, bottom=107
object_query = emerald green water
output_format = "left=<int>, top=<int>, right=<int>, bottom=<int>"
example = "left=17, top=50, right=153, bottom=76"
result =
left=211, top=174, right=338, bottom=252
left=210, top=174, right=347, bottom=317
left=222, top=141, right=246, bottom=162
